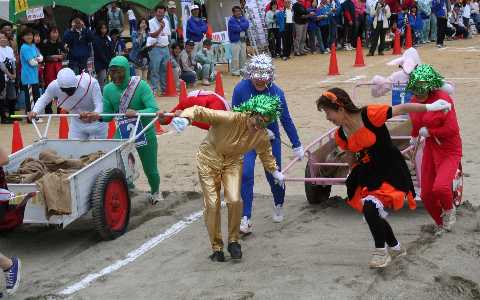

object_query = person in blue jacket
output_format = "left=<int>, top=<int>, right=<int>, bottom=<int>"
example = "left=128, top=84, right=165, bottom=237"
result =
left=397, top=7, right=423, bottom=45
left=63, top=16, right=94, bottom=74
left=228, top=5, right=250, bottom=76
left=186, top=4, right=207, bottom=52
left=231, top=54, right=304, bottom=234
left=432, top=0, right=449, bottom=47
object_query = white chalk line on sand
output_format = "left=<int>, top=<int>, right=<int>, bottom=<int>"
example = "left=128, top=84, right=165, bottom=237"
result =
left=58, top=210, right=203, bottom=296
left=320, top=76, right=480, bottom=84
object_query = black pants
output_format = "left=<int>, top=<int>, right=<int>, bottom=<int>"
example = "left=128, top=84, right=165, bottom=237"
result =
left=369, top=22, right=387, bottom=54
left=344, top=22, right=354, bottom=45
left=22, top=84, right=40, bottom=115
left=320, top=25, right=330, bottom=49
left=282, top=23, right=294, bottom=58
left=363, top=201, right=398, bottom=248
left=463, top=17, right=470, bottom=38
left=354, top=14, right=367, bottom=47
left=437, top=16, right=447, bottom=46
left=268, top=28, right=282, bottom=57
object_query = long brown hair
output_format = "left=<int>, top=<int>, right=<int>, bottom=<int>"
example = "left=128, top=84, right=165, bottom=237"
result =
left=316, top=87, right=361, bottom=113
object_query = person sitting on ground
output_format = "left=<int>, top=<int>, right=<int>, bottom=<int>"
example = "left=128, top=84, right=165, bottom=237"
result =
left=195, top=39, right=216, bottom=86
left=179, top=40, right=198, bottom=87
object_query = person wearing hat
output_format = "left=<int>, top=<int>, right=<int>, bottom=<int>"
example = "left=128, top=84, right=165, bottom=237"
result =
left=166, top=1, right=180, bottom=43
left=28, top=68, right=107, bottom=140
left=179, top=40, right=198, bottom=87
left=406, top=64, right=462, bottom=236
left=164, top=94, right=284, bottom=262
left=90, top=56, right=161, bottom=204
left=231, top=54, right=303, bottom=234
left=186, top=4, right=208, bottom=53
left=195, top=39, right=216, bottom=86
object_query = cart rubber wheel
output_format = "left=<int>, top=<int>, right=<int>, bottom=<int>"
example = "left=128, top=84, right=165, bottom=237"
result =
left=91, top=168, right=130, bottom=240
left=453, top=163, right=464, bottom=207
left=304, top=164, right=332, bottom=205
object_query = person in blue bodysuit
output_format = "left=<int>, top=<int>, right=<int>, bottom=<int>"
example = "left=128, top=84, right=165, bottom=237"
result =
left=231, top=54, right=304, bottom=234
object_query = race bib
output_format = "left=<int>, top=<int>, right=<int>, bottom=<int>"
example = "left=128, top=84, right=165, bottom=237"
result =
left=117, top=117, right=148, bottom=147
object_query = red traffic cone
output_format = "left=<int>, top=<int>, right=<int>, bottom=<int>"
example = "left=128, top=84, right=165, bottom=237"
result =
left=107, top=120, right=116, bottom=139
left=328, top=43, right=340, bottom=75
left=179, top=80, right=188, bottom=104
left=214, top=72, right=225, bottom=97
left=164, top=61, right=177, bottom=97
left=392, top=30, right=402, bottom=55
left=206, top=24, right=213, bottom=39
left=405, top=24, right=413, bottom=49
left=58, top=110, right=69, bottom=139
left=155, top=122, right=165, bottom=135
left=11, top=121, right=24, bottom=153
left=354, top=37, right=365, bottom=67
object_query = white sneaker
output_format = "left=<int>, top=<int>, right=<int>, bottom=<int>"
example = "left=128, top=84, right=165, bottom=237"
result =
left=369, top=249, right=392, bottom=268
left=148, top=192, right=164, bottom=205
left=239, top=216, right=252, bottom=234
left=272, top=205, right=284, bottom=223
left=345, top=44, right=354, bottom=51
left=441, top=207, right=456, bottom=231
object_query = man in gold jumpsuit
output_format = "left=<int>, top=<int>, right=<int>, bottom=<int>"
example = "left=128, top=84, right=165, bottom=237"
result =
left=168, top=95, right=285, bottom=261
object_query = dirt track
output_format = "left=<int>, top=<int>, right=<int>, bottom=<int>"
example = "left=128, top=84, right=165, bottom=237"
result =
left=1, top=37, right=480, bottom=299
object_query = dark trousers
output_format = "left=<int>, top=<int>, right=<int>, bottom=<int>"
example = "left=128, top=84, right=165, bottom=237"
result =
left=363, top=201, right=398, bottom=248
left=268, top=28, right=282, bottom=57
left=320, top=25, right=330, bottom=49
left=21, top=84, right=40, bottom=115
left=344, top=22, right=354, bottom=45
left=369, top=22, right=387, bottom=54
left=354, top=14, right=367, bottom=47
left=282, top=23, right=294, bottom=58
left=437, top=16, right=447, bottom=45
left=462, top=17, right=470, bottom=38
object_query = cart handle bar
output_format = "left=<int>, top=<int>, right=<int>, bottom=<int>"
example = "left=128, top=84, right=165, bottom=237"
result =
left=11, top=113, right=174, bottom=118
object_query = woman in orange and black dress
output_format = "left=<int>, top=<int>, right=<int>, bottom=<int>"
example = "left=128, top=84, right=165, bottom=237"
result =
left=316, top=87, right=451, bottom=268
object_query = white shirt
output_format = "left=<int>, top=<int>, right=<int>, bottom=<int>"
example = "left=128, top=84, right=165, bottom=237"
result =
left=471, top=2, right=479, bottom=14
left=127, top=9, right=136, bottom=21
left=33, top=73, right=103, bottom=115
left=285, top=9, right=293, bottom=23
left=462, top=4, right=471, bottom=18
left=148, top=16, right=171, bottom=47
left=0, top=46, right=15, bottom=63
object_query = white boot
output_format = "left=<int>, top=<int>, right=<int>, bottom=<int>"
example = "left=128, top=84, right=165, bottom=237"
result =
left=272, top=205, right=284, bottom=223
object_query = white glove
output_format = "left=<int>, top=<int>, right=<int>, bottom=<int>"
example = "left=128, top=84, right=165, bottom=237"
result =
left=426, top=99, right=451, bottom=112
left=266, top=129, right=275, bottom=140
left=171, top=117, right=189, bottom=133
left=293, top=145, right=305, bottom=160
left=36, top=55, right=44, bottom=63
left=272, top=170, right=285, bottom=186
left=419, top=127, right=430, bottom=138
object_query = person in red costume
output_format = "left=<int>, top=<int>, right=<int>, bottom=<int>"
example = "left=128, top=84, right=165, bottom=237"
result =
left=161, top=90, right=230, bottom=129
left=407, top=64, right=462, bottom=236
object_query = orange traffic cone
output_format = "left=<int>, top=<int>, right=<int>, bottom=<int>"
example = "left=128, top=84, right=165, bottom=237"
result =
left=392, top=30, right=402, bottom=55
left=405, top=24, right=413, bottom=49
left=206, top=24, right=213, bottom=39
left=164, top=61, right=177, bottom=97
left=328, top=43, right=340, bottom=75
left=11, top=121, right=24, bottom=153
left=107, top=120, right=116, bottom=139
left=354, top=37, right=365, bottom=67
left=179, top=80, right=188, bottom=103
left=155, top=122, right=165, bottom=135
left=58, top=110, right=69, bottom=139
left=214, top=72, right=225, bottom=97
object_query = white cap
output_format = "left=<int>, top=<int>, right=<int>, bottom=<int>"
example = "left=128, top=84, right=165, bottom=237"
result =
left=57, top=68, right=78, bottom=88
left=190, top=4, right=200, bottom=10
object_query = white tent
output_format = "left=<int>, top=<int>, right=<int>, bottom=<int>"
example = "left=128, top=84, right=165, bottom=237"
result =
left=0, top=0, right=9, bottom=22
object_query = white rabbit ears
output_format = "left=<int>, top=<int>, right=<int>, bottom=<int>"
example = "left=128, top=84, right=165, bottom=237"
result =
left=386, top=48, right=421, bottom=74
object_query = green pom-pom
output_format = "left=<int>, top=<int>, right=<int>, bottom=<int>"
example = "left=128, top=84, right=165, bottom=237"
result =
left=406, top=64, right=444, bottom=96
left=233, top=94, right=282, bottom=123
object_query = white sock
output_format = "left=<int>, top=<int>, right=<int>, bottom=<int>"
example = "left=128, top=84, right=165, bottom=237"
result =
left=390, top=242, right=401, bottom=251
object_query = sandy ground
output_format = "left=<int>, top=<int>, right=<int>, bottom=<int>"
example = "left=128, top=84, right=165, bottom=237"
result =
left=1, top=37, right=480, bottom=299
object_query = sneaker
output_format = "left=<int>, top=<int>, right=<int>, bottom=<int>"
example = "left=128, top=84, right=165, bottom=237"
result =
left=325, top=48, right=331, bottom=53
left=239, top=216, right=252, bottom=234
left=441, top=207, right=456, bottom=232
left=367, top=52, right=374, bottom=56
left=345, top=44, right=354, bottom=51
left=436, top=44, right=444, bottom=48
left=433, top=224, right=445, bottom=237
left=227, top=242, right=242, bottom=260
left=4, top=256, right=21, bottom=295
left=148, top=192, right=164, bottom=205
left=209, top=251, right=226, bottom=262
left=201, top=79, right=211, bottom=86
left=281, top=57, right=288, bottom=61
left=389, top=245, right=407, bottom=260
left=369, top=249, right=391, bottom=268
left=272, top=205, right=284, bottom=223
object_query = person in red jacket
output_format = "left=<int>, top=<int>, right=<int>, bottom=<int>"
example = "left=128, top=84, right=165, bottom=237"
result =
left=407, top=64, right=462, bottom=236
left=161, top=90, right=230, bottom=129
